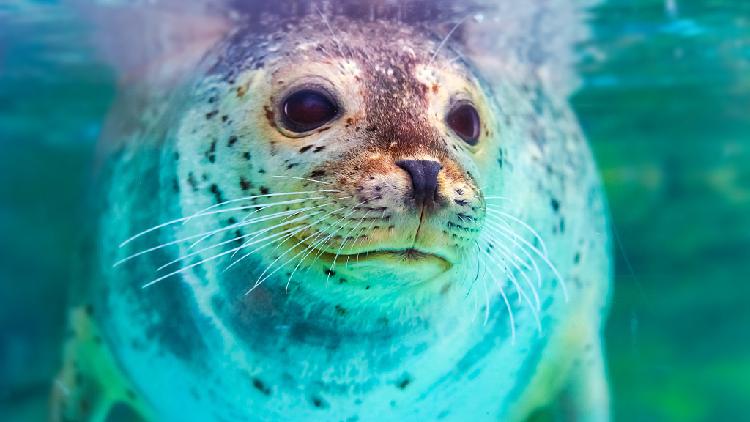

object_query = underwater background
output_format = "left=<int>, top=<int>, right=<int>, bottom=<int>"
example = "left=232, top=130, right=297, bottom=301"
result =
left=1, top=0, right=748, bottom=420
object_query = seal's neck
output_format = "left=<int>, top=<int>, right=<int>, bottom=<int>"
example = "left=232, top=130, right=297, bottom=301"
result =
left=215, top=264, right=480, bottom=370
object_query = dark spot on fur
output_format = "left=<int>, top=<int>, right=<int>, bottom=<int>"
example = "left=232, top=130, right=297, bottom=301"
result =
left=221, top=115, right=229, bottom=123
left=550, top=198, right=560, bottom=212
left=574, top=252, right=581, bottom=264
left=206, top=140, right=217, bottom=163
left=396, top=374, right=412, bottom=390
left=310, top=170, right=325, bottom=178
left=260, top=186, right=270, bottom=195
left=210, top=184, right=224, bottom=204
left=313, top=146, right=325, bottom=153
left=325, top=269, right=335, bottom=277
left=310, top=395, right=328, bottom=409
left=227, top=136, right=238, bottom=147
left=287, top=162, right=299, bottom=169
left=243, top=151, right=251, bottom=160
left=187, top=172, right=199, bottom=191
left=240, top=177, right=252, bottom=191
left=252, top=378, right=272, bottom=396
left=205, top=110, right=218, bottom=120
left=334, top=304, right=347, bottom=316
left=300, top=145, right=313, bottom=153
left=454, top=199, right=468, bottom=206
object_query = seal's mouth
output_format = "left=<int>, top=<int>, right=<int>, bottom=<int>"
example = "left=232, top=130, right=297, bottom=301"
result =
left=315, top=247, right=451, bottom=267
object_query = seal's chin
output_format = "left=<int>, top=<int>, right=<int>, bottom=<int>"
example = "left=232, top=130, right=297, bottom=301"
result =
left=316, top=247, right=453, bottom=286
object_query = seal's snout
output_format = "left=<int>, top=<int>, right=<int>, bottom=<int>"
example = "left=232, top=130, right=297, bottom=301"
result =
left=396, top=159, right=442, bottom=208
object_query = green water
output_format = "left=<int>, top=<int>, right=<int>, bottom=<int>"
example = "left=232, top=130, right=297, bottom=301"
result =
left=1, top=1, right=749, bottom=420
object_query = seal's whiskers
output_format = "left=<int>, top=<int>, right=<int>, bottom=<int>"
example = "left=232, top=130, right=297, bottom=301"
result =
left=244, top=205, right=350, bottom=294
left=484, top=217, right=568, bottom=301
left=480, top=246, right=542, bottom=332
left=290, top=201, right=367, bottom=285
left=156, top=212, right=320, bottom=272
left=486, top=207, right=550, bottom=257
left=482, top=262, right=517, bottom=344
left=114, top=204, right=321, bottom=267
left=282, top=207, right=360, bottom=288
left=119, top=190, right=339, bottom=247
left=490, top=241, right=542, bottom=310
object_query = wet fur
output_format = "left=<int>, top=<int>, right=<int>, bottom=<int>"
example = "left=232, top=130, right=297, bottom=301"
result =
left=55, top=11, right=611, bottom=422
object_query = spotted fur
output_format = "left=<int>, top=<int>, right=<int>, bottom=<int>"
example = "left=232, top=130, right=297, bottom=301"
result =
left=55, top=9, right=610, bottom=422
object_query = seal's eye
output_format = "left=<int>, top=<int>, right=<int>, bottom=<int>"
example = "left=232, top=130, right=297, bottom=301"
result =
left=281, top=88, right=339, bottom=133
left=446, top=102, right=481, bottom=146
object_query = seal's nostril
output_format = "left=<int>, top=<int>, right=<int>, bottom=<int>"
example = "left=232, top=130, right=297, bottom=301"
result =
left=395, top=159, right=442, bottom=207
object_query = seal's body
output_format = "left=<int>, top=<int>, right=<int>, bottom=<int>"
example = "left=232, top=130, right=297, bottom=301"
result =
left=54, top=4, right=610, bottom=421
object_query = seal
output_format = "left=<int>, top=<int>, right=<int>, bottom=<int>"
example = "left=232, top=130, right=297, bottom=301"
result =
left=53, top=2, right=611, bottom=421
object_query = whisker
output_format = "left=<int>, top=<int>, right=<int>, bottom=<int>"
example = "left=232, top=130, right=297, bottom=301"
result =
left=484, top=219, right=545, bottom=289
left=480, top=247, right=542, bottom=333
left=492, top=242, right=541, bottom=311
left=342, top=212, right=372, bottom=268
left=244, top=206, right=349, bottom=293
left=483, top=196, right=511, bottom=201
left=223, top=226, right=311, bottom=274
left=155, top=213, right=317, bottom=272
left=287, top=204, right=362, bottom=288
left=486, top=209, right=549, bottom=257
left=313, top=4, right=348, bottom=57
left=485, top=218, right=568, bottom=301
left=270, top=175, right=332, bottom=185
left=227, top=205, right=331, bottom=261
left=483, top=266, right=517, bottom=344
left=481, top=231, right=542, bottom=310
left=188, top=203, right=320, bottom=250
left=119, top=193, right=334, bottom=247
left=225, top=216, right=316, bottom=273
left=323, top=208, right=373, bottom=282
left=429, top=16, right=467, bottom=66
left=192, top=190, right=340, bottom=216
left=114, top=206, right=321, bottom=267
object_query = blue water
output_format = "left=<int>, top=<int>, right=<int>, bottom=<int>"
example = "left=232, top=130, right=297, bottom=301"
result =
left=1, top=1, right=749, bottom=420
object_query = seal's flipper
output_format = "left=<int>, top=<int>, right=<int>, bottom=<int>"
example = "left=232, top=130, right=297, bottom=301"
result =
left=51, top=307, right=153, bottom=422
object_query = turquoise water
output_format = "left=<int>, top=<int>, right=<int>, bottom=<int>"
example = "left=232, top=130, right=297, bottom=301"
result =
left=1, top=1, right=749, bottom=420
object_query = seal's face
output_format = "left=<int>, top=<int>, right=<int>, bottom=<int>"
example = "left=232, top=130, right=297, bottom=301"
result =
left=176, top=18, right=498, bottom=295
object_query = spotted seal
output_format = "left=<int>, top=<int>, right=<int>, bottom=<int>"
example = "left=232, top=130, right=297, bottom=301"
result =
left=53, top=2, right=611, bottom=421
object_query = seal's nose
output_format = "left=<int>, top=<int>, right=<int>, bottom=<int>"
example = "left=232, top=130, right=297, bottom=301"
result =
left=396, top=159, right=442, bottom=208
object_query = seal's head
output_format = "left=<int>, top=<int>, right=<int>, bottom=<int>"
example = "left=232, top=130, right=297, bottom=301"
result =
left=175, top=17, right=499, bottom=305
